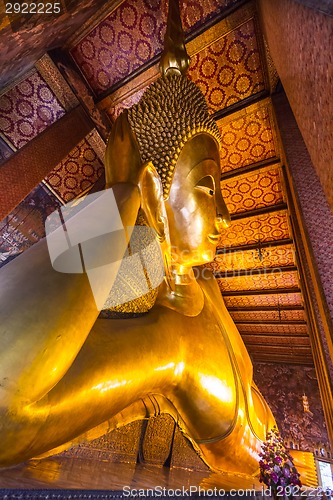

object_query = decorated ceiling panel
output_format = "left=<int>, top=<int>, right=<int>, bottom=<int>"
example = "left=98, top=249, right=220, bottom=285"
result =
left=44, top=135, right=104, bottom=203
left=218, top=210, right=290, bottom=248
left=231, top=309, right=306, bottom=323
left=237, top=323, right=308, bottom=335
left=218, top=270, right=299, bottom=292
left=0, top=70, right=65, bottom=149
left=0, top=183, right=61, bottom=269
left=0, top=0, right=111, bottom=88
left=188, top=18, right=264, bottom=113
left=223, top=293, right=303, bottom=309
left=70, top=0, right=240, bottom=96
left=217, top=104, right=277, bottom=173
left=221, top=165, right=284, bottom=215
left=206, top=244, right=295, bottom=273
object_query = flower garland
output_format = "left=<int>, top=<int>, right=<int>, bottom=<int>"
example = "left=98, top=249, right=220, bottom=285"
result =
left=259, top=426, right=302, bottom=493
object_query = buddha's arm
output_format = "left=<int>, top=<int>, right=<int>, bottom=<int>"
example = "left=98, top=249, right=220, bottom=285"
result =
left=0, top=184, right=140, bottom=407
left=0, top=307, right=183, bottom=466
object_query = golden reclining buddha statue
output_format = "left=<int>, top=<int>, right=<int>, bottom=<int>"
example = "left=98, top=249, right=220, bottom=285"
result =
left=0, top=0, right=276, bottom=474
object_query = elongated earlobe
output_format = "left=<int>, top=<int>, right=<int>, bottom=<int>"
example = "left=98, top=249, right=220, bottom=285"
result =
left=105, top=110, right=142, bottom=188
left=138, top=162, right=168, bottom=240
left=138, top=162, right=174, bottom=291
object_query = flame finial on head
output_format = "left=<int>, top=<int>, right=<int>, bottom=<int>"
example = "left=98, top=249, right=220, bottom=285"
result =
left=107, top=0, right=221, bottom=198
left=159, top=0, right=191, bottom=76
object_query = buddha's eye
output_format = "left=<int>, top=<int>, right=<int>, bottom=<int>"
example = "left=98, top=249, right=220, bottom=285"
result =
left=195, top=175, right=215, bottom=196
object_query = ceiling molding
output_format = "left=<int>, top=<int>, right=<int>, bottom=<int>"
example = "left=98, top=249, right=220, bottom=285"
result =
left=213, top=89, right=269, bottom=121
left=230, top=202, right=288, bottom=221
left=217, top=237, right=293, bottom=254
left=222, top=287, right=300, bottom=296
left=235, top=320, right=306, bottom=325
left=220, top=156, right=280, bottom=180
left=228, top=305, right=303, bottom=311
left=215, top=265, right=297, bottom=278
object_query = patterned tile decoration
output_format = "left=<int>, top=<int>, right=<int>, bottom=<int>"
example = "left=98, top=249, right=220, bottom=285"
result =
left=223, top=293, right=303, bottom=308
left=217, top=270, right=299, bottom=292
left=253, top=363, right=329, bottom=451
left=231, top=309, right=305, bottom=323
left=70, top=0, right=240, bottom=95
left=0, top=183, right=61, bottom=268
left=218, top=210, right=290, bottom=248
left=216, top=105, right=277, bottom=173
left=237, top=323, right=308, bottom=335
left=188, top=19, right=264, bottom=113
left=0, top=70, right=66, bottom=149
left=221, top=165, right=285, bottom=215
left=205, top=244, right=295, bottom=273
left=0, top=136, right=14, bottom=164
left=44, top=137, right=104, bottom=203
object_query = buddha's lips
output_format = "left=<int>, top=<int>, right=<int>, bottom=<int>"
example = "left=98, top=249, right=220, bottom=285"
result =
left=208, top=233, right=220, bottom=243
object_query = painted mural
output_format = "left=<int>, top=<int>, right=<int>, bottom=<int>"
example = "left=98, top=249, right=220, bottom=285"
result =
left=0, top=183, right=61, bottom=268
left=254, top=363, right=330, bottom=451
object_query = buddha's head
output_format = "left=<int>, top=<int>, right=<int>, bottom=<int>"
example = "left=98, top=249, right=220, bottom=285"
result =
left=106, top=74, right=230, bottom=272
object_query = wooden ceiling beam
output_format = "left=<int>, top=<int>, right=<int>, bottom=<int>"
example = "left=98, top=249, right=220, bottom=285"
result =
left=241, top=332, right=308, bottom=337
left=235, top=319, right=306, bottom=325
left=222, top=288, right=300, bottom=296
left=251, top=355, right=314, bottom=366
left=216, top=238, right=293, bottom=254
left=231, top=203, right=288, bottom=221
left=245, top=342, right=310, bottom=349
left=243, top=333, right=309, bottom=339
left=220, top=157, right=280, bottom=181
left=228, top=305, right=304, bottom=311
left=215, top=265, right=297, bottom=279
left=213, top=89, right=269, bottom=121
left=247, top=345, right=312, bottom=352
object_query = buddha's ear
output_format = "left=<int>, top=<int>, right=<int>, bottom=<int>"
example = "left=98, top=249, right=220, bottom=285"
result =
left=105, top=110, right=142, bottom=187
left=138, top=162, right=168, bottom=242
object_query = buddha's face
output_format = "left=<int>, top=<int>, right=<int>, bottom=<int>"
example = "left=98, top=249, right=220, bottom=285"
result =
left=165, top=134, right=230, bottom=268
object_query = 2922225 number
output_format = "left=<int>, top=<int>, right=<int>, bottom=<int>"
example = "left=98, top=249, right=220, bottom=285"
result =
left=5, top=2, right=61, bottom=14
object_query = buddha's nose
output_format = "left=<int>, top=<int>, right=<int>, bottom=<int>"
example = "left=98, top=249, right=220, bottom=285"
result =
left=216, top=213, right=231, bottom=230
left=215, top=191, right=231, bottom=230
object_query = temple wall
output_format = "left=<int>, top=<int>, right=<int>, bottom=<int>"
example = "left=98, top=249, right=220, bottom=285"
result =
left=253, top=362, right=330, bottom=452
left=258, top=0, right=333, bottom=212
